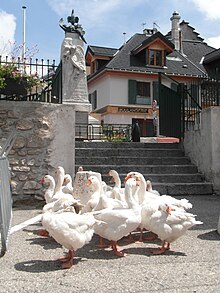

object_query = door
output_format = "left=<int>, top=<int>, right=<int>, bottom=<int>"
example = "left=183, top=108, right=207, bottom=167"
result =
left=132, top=118, right=154, bottom=137
left=158, top=73, right=183, bottom=139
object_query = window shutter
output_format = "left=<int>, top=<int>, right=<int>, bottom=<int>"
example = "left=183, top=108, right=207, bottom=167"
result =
left=89, top=91, right=97, bottom=110
left=191, top=84, right=199, bottom=107
left=94, top=90, right=97, bottom=109
left=128, top=80, right=137, bottom=104
left=153, top=81, right=159, bottom=104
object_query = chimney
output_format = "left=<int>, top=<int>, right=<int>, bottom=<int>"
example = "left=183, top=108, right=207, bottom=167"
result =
left=170, top=11, right=181, bottom=51
left=143, top=28, right=157, bottom=37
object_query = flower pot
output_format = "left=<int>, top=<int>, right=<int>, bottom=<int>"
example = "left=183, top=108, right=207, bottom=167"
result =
left=0, top=78, right=27, bottom=95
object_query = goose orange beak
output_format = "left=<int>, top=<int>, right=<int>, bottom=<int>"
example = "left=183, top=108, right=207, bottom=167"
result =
left=88, top=178, right=92, bottom=185
left=124, top=174, right=131, bottom=183
left=166, top=206, right=172, bottom=215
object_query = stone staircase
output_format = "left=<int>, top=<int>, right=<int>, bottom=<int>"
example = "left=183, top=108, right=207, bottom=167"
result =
left=75, top=141, right=213, bottom=196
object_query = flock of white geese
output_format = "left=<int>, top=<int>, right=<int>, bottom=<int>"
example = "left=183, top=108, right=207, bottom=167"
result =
left=35, top=166, right=202, bottom=269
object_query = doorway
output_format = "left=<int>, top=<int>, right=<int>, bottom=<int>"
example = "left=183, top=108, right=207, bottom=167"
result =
left=132, top=118, right=154, bottom=137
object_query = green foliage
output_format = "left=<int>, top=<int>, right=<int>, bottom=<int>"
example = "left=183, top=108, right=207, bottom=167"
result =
left=0, top=63, right=42, bottom=90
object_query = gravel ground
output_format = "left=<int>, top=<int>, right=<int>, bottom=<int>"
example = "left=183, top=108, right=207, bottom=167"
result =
left=0, top=195, right=220, bottom=293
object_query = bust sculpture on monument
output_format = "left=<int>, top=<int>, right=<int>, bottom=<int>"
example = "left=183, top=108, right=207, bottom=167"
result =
left=59, top=9, right=87, bottom=44
left=59, top=9, right=91, bottom=115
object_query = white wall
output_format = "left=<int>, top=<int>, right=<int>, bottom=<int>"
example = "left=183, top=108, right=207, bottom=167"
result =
left=184, top=107, right=220, bottom=192
left=89, top=76, right=111, bottom=109
left=109, top=76, right=129, bottom=105
left=88, top=74, right=160, bottom=110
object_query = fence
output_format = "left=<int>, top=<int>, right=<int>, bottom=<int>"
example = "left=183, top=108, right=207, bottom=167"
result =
left=75, top=123, right=132, bottom=141
left=0, top=132, right=16, bottom=256
left=0, top=56, right=61, bottom=103
left=184, top=78, right=220, bottom=132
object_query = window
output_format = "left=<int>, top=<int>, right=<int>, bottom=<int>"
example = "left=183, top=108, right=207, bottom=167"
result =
left=149, top=50, right=155, bottom=65
left=136, top=82, right=151, bottom=104
left=96, top=59, right=109, bottom=71
left=89, top=90, right=97, bottom=110
left=128, top=80, right=151, bottom=105
left=146, top=49, right=164, bottom=66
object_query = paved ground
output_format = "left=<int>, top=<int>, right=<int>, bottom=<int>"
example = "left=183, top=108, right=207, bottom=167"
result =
left=0, top=195, right=220, bottom=293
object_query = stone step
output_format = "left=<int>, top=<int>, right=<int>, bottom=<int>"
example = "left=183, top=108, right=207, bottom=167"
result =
left=75, top=164, right=199, bottom=174
left=102, top=173, right=205, bottom=184
left=75, top=156, right=191, bottom=165
left=107, top=182, right=212, bottom=196
left=76, top=141, right=181, bottom=149
left=75, top=141, right=214, bottom=196
left=151, top=182, right=213, bottom=196
left=76, top=148, right=184, bottom=157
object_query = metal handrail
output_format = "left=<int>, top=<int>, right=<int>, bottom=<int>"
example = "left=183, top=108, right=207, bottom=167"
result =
left=184, top=78, right=220, bottom=132
left=75, top=123, right=132, bottom=141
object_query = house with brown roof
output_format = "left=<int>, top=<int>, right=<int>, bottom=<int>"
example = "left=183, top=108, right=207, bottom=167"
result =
left=85, top=11, right=215, bottom=137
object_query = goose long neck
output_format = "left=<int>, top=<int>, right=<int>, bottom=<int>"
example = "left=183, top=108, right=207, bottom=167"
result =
left=125, top=184, right=138, bottom=209
left=54, top=171, right=65, bottom=193
left=114, top=175, right=121, bottom=188
left=139, top=176, right=146, bottom=193
left=49, top=178, right=56, bottom=191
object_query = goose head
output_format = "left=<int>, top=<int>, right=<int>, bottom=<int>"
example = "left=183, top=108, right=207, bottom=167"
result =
left=40, top=174, right=54, bottom=185
left=108, top=170, right=118, bottom=182
left=158, top=203, right=172, bottom=215
left=64, top=174, right=72, bottom=184
left=87, top=175, right=101, bottom=190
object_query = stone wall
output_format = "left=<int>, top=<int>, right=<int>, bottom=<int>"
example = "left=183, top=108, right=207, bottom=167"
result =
left=0, top=101, right=75, bottom=203
left=184, top=106, right=220, bottom=193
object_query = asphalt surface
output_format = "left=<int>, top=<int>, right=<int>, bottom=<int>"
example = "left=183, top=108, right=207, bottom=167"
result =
left=0, top=194, right=220, bottom=293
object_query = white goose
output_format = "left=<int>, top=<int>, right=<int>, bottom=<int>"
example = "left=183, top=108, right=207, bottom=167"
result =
left=93, top=177, right=141, bottom=256
left=99, top=180, right=127, bottom=210
left=86, top=176, right=127, bottom=248
left=37, top=194, right=83, bottom=238
left=81, top=176, right=127, bottom=214
left=126, top=171, right=192, bottom=210
left=38, top=174, right=57, bottom=237
left=146, top=180, right=160, bottom=196
left=38, top=168, right=81, bottom=237
left=62, top=174, right=74, bottom=195
left=40, top=174, right=56, bottom=204
left=108, top=169, right=126, bottom=204
left=148, top=202, right=203, bottom=254
left=42, top=209, right=96, bottom=269
left=109, top=169, right=121, bottom=189
left=53, top=166, right=76, bottom=203
left=80, top=176, right=102, bottom=214
left=125, top=171, right=193, bottom=242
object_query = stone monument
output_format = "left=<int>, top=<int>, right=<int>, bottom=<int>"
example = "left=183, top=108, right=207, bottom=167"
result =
left=59, top=10, right=91, bottom=126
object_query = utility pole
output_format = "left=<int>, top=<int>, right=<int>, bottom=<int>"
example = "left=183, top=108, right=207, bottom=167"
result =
left=22, top=6, right=26, bottom=59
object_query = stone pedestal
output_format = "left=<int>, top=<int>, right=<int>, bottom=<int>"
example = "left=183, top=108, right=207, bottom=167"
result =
left=61, top=32, right=91, bottom=125
left=73, top=170, right=102, bottom=204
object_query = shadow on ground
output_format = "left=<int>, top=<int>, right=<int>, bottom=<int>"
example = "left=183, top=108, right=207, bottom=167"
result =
left=197, top=230, right=220, bottom=241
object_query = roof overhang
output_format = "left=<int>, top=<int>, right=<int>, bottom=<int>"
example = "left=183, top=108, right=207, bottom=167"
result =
left=132, top=32, right=175, bottom=56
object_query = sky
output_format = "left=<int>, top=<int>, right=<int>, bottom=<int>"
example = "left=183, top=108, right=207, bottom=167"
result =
left=1, top=0, right=220, bottom=64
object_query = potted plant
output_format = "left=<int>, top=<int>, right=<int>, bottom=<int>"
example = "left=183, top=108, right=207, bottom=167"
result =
left=0, top=63, right=41, bottom=95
